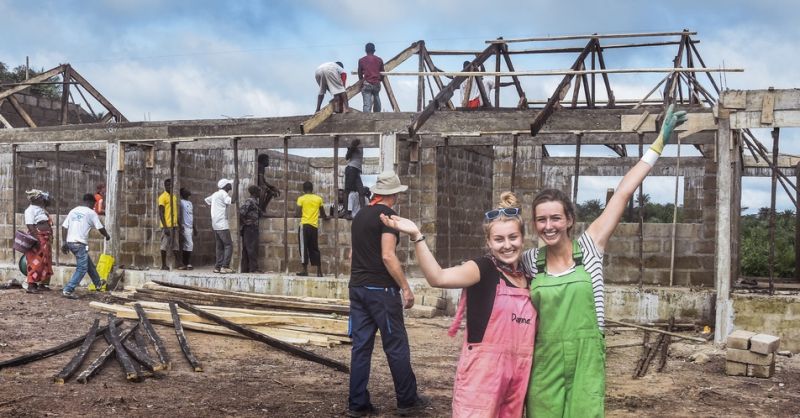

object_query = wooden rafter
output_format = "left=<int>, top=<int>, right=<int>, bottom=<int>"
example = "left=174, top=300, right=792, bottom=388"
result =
left=500, top=44, right=527, bottom=106
left=418, top=45, right=455, bottom=110
left=7, top=95, right=37, bottom=128
left=381, top=76, right=401, bottom=112
left=530, top=39, right=597, bottom=136
left=407, top=44, right=497, bottom=136
left=0, top=65, right=65, bottom=102
left=68, top=67, right=128, bottom=122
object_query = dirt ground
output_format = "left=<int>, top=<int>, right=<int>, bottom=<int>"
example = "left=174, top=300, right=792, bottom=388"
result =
left=1, top=288, right=799, bottom=418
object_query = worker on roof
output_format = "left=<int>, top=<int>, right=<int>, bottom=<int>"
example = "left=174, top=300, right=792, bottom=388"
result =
left=315, top=61, right=350, bottom=113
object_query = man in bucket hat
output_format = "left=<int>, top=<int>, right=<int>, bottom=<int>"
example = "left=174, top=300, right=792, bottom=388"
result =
left=346, top=171, right=430, bottom=417
left=205, top=179, right=234, bottom=273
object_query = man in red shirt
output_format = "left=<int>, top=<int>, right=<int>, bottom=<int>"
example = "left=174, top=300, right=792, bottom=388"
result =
left=357, top=43, right=385, bottom=112
left=94, top=183, right=105, bottom=215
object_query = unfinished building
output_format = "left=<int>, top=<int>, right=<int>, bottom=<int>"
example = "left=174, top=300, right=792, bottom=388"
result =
left=1, top=31, right=798, bottom=350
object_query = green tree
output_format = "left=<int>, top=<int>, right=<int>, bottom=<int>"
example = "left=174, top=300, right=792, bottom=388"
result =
left=0, top=61, right=60, bottom=99
left=740, top=208, right=795, bottom=278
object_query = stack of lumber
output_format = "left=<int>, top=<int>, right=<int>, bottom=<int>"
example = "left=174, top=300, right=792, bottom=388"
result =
left=726, top=330, right=781, bottom=378
left=91, top=300, right=350, bottom=348
left=130, top=281, right=350, bottom=315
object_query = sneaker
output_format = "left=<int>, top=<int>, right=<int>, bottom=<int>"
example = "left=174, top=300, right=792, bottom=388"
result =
left=296, top=271, right=309, bottom=277
left=346, top=404, right=379, bottom=417
left=25, top=285, right=39, bottom=294
left=62, top=291, right=79, bottom=300
left=185, top=264, right=194, bottom=270
left=220, top=267, right=234, bottom=274
left=213, top=267, right=221, bottom=273
left=397, top=395, right=431, bottom=416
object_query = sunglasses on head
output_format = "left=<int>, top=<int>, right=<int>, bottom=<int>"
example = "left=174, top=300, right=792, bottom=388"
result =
left=484, top=207, right=521, bottom=220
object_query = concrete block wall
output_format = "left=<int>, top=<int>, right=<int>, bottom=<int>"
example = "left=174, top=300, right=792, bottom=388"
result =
left=0, top=93, right=96, bottom=128
left=733, top=293, right=800, bottom=352
left=493, top=144, right=542, bottom=251
left=435, top=145, right=494, bottom=266
left=14, top=151, right=106, bottom=213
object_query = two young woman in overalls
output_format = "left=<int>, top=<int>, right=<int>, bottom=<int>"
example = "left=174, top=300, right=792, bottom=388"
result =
left=381, top=191, right=536, bottom=417
left=522, top=105, right=687, bottom=417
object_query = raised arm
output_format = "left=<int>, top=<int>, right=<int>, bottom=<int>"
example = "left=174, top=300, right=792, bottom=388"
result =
left=381, top=213, right=480, bottom=288
left=587, top=105, right=687, bottom=252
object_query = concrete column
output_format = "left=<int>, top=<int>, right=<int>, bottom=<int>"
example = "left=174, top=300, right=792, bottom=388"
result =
left=714, top=114, right=733, bottom=344
left=380, top=133, right=397, bottom=173
left=105, top=142, right=121, bottom=258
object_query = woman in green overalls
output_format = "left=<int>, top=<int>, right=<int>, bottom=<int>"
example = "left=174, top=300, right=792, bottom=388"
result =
left=523, top=105, right=687, bottom=417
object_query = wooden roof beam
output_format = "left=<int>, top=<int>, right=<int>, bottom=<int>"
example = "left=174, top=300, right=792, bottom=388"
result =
left=487, top=30, right=697, bottom=44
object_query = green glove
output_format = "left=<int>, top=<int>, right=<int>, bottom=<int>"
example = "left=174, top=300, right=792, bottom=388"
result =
left=650, top=104, right=689, bottom=154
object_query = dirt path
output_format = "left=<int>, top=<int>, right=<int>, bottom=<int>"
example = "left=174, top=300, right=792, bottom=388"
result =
left=1, top=289, right=798, bottom=417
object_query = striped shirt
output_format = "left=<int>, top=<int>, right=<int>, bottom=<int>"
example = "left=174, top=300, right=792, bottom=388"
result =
left=521, top=232, right=605, bottom=331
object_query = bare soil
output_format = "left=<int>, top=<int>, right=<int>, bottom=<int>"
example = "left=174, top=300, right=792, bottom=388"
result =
left=1, top=288, right=799, bottom=417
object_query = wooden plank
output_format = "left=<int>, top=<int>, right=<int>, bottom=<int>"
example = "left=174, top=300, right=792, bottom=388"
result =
left=169, top=303, right=203, bottom=372
left=621, top=112, right=715, bottom=132
left=419, top=47, right=455, bottom=110
left=149, top=280, right=349, bottom=305
left=53, top=319, right=100, bottom=384
left=730, top=110, right=800, bottom=129
left=60, top=65, right=71, bottom=125
left=7, top=95, right=37, bottom=128
left=381, top=76, right=400, bottom=112
left=176, top=301, right=349, bottom=372
left=302, top=41, right=421, bottom=134
left=0, top=319, right=121, bottom=370
left=761, top=92, right=776, bottom=125
left=606, top=320, right=706, bottom=342
left=487, top=31, right=697, bottom=43
left=106, top=315, right=140, bottom=381
left=531, top=39, right=597, bottom=136
left=0, top=65, right=65, bottom=102
left=76, top=325, right=137, bottom=384
left=133, top=303, right=170, bottom=370
left=0, top=106, right=13, bottom=128
left=68, top=67, right=128, bottom=122
left=427, top=40, right=695, bottom=55
left=594, top=45, right=615, bottom=107
left=724, top=88, right=800, bottom=111
left=122, top=336, right=160, bottom=372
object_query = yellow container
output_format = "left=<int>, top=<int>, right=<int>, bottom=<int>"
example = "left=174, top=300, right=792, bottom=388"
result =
left=89, top=253, right=114, bottom=291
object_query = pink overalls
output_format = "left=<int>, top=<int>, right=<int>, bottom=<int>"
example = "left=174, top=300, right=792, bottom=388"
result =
left=451, top=278, right=537, bottom=417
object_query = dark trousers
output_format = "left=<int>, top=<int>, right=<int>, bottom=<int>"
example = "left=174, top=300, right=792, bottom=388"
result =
left=299, top=224, right=320, bottom=267
left=240, top=225, right=259, bottom=272
left=348, top=286, right=418, bottom=410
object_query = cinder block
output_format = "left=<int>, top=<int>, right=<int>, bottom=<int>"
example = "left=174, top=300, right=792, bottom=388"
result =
left=725, top=361, right=748, bottom=376
left=747, top=361, right=775, bottom=379
left=727, top=330, right=756, bottom=350
left=749, top=334, right=780, bottom=355
left=727, top=348, right=774, bottom=366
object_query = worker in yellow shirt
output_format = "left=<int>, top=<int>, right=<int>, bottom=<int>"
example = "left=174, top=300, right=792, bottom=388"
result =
left=296, top=181, right=328, bottom=277
left=157, top=179, right=181, bottom=270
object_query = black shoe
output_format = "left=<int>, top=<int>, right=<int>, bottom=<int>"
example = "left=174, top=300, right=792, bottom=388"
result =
left=25, top=286, right=38, bottom=294
left=62, top=291, right=79, bottom=300
left=346, top=404, right=379, bottom=417
left=397, top=395, right=431, bottom=416
left=296, top=271, right=309, bottom=277
left=37, top=284, right=52, bottom=291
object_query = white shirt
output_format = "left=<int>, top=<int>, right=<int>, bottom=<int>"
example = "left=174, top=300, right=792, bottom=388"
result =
left=468, top=78, right=495, bottom=104
left=180, top=199, right=194, bottom=229
left=24, top=205, right=49, bottom=224
left=62, top=206, right=104, bottom=244
left=205, top=189, right=232, bottom=230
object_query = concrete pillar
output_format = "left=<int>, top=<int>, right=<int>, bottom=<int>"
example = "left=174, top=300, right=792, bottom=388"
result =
left=714, top=114, right=733, bottom=344
left=105, top=142, right=121, bottom=258
left=380, top=133, right=397, bottom=173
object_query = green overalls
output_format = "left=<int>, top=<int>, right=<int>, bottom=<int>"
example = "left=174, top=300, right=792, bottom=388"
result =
left=526, top=240, right=605, bottom=418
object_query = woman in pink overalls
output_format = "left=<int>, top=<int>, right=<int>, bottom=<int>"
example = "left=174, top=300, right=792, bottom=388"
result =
left=381, top=191, right=536, bottom=418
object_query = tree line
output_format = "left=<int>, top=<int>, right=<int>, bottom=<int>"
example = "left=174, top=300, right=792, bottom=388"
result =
left=0, top=61, right=60, bottom=99
left=575, top=198, right=795, bottom=278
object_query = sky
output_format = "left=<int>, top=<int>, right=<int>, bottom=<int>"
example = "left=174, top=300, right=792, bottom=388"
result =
left=1, top=0, right=798, bottom=212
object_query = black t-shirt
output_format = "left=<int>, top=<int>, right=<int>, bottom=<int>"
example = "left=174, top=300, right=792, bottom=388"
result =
left=465, top=256, right=524, bottom=344
left=349, top=204, right=400, bottom=288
